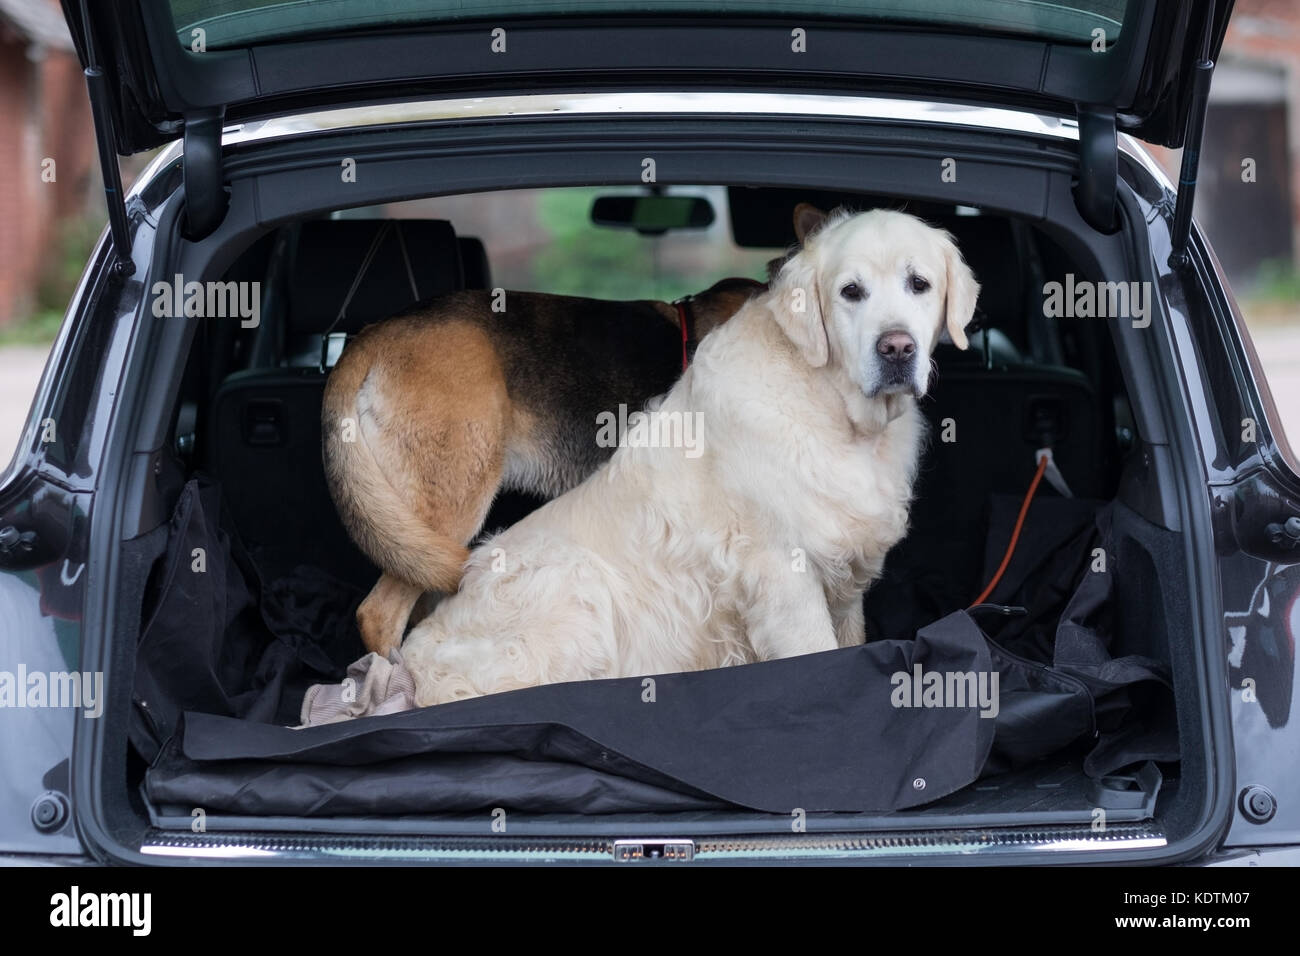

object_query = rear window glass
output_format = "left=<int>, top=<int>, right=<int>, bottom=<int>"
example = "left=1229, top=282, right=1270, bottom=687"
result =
left=368, top=186, right=775, bottom=302
left=169, top=1, right=1128, bottom=50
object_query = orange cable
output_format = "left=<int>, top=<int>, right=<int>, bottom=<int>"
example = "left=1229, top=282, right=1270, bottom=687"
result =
left=970, top=453, right=1050, bottom=608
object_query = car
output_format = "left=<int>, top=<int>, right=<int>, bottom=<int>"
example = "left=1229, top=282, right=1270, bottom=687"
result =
left=1, top=0, right=1296, bottom=867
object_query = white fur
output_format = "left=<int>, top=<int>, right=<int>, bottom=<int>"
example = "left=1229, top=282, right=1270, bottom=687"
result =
left=402, top=210, right=979, bottom=706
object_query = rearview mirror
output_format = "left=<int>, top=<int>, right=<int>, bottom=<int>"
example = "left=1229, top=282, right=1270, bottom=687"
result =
left=590, top=195, right=715, bottom=235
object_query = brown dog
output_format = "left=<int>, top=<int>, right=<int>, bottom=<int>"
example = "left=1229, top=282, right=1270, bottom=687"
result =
left=323, top=206, right=825, bottom=655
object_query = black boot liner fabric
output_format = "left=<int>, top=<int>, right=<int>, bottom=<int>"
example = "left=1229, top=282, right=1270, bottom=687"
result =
left=973, top=494, right=1181, bottom=778
left=130, top=476, right=363, bottom=761
left=140, top=478, right=1178, bottom=818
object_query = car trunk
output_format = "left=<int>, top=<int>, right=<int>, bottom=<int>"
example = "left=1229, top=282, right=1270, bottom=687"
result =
left=70, top=116, right=1214, bottom=859
left=128, top=476, right=1178, bottom=843
left=57, top=0, right=1231, bottom=868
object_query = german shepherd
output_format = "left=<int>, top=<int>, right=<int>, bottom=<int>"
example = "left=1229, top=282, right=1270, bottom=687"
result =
left=323, top=206, right=825, bottom=655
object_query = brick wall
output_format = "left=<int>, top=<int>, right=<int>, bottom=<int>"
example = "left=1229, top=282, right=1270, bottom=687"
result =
left=1223, top=0, right=1300, bottom=268
left=0, top=18, right=94, bottom=327
left=1146, top=0, right=1300, bottom=280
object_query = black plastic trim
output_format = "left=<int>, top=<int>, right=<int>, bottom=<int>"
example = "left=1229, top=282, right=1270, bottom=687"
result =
left=1073, top=105, right=1118, bottom=233
left=182, top=110, right=230, bottom=240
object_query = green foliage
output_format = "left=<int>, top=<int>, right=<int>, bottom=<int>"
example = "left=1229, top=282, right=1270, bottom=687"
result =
left=0, top=216, right=105, bottom=346
left=1247, top=258, right=1300, bottom=305
left=0, top=308, right=64, bottom=346
left=529, top=190, right=656, bottom=298
left=0, top=217, right=106, bottom=348
left=528, top=188, right=769, bottom=301
left=38, top=217, right=105, bottom=316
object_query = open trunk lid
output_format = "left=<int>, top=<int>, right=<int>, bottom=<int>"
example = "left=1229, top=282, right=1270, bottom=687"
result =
left=64, top=1, right=1233, bottom=261
left=66, top=1, right=1232, bottom=155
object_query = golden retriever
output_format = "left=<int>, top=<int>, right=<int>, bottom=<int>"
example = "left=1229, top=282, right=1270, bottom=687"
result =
left=400, top=208, right=979, bottom=705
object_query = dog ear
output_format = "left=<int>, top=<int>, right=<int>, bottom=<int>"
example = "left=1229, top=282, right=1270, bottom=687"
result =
left=792, top=203, right=828, bottom=243
left=941, top=238, right=980, bottom=351
left=773, top=251, right=829, bottom=368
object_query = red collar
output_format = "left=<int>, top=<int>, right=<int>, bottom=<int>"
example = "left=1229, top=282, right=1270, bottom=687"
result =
left=674, top=278, right=764, bottom=371
left=674, top=297, right=696, bottom=372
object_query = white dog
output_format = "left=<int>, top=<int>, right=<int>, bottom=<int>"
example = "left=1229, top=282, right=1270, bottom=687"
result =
left=401, top=209, right=979, bottom=706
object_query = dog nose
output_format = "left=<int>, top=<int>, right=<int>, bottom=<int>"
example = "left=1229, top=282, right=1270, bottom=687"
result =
left=876, top=331, right=916, bottom=361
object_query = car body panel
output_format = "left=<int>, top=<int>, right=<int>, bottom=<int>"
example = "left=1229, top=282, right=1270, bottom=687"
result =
left=0, top=239, right=113, bottom=855
left=61, top=0, right=1231, bottom=154
left=1120, top=141, right=1300, bottom=847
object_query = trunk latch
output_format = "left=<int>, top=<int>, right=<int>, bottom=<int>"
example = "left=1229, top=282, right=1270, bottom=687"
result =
left=613, top=840, right=695, bottom=862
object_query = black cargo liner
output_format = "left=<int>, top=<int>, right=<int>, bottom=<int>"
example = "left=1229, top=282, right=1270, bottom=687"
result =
left=132, top=475, right=1177, bottom=826
left=144, top=756, right=1163, bottom=835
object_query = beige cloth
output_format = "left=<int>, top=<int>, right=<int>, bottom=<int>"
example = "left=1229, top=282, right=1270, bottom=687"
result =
left=298, top=649, right=416, bottom=726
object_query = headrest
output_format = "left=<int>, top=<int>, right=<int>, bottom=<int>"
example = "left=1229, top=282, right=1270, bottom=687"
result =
left=727, top=186, right=958, bottom=248
left=287, top=219, right=463, bottom=334
left=728, top=189, right=1022, bottom=323
left=934, top=216, right=1021, bottom=328
left=458, top=236, right=492, bottom=290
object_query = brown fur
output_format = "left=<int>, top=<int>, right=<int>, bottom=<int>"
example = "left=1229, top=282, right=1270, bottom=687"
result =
left=325, top=205, right=825, bottom=656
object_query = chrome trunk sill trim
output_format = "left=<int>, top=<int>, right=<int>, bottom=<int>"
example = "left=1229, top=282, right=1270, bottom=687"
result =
left=222, top=92, right=1079, bottom=147
left=142, top=823, right=1165, bottom=863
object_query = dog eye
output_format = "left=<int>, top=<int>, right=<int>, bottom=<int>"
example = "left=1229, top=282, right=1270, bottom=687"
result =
left=909, top=274, right=931, bottom=294
left=840, top=282, right=864, bottom=301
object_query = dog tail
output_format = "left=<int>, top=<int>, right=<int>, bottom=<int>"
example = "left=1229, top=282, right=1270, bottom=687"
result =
left=322, top=340, right=469, bottom=593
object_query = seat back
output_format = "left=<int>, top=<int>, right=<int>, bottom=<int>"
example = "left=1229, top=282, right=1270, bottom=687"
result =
left=864, top=216, right=1115, bottom=635
left=458, top=236, right=492, bottom=289
left=206, top=219, right=465, bottom=587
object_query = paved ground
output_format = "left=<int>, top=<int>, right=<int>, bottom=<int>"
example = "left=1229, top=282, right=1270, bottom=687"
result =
left=0, top=326, right=1297, bottom=471
left=1248, top=325, right=1300, bottom=445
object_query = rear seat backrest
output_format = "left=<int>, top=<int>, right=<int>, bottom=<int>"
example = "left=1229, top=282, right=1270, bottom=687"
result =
left=282, top=219, right=464, bottom=366
left=880, top=215, right=1114, bottom=611
left=457, top=236, right=492, bottom=289
left=289, top=219, right=464, bottom=336
left=206, top=219, right=465, bottom=587
left=933, top=216, right=1026, bottom=363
